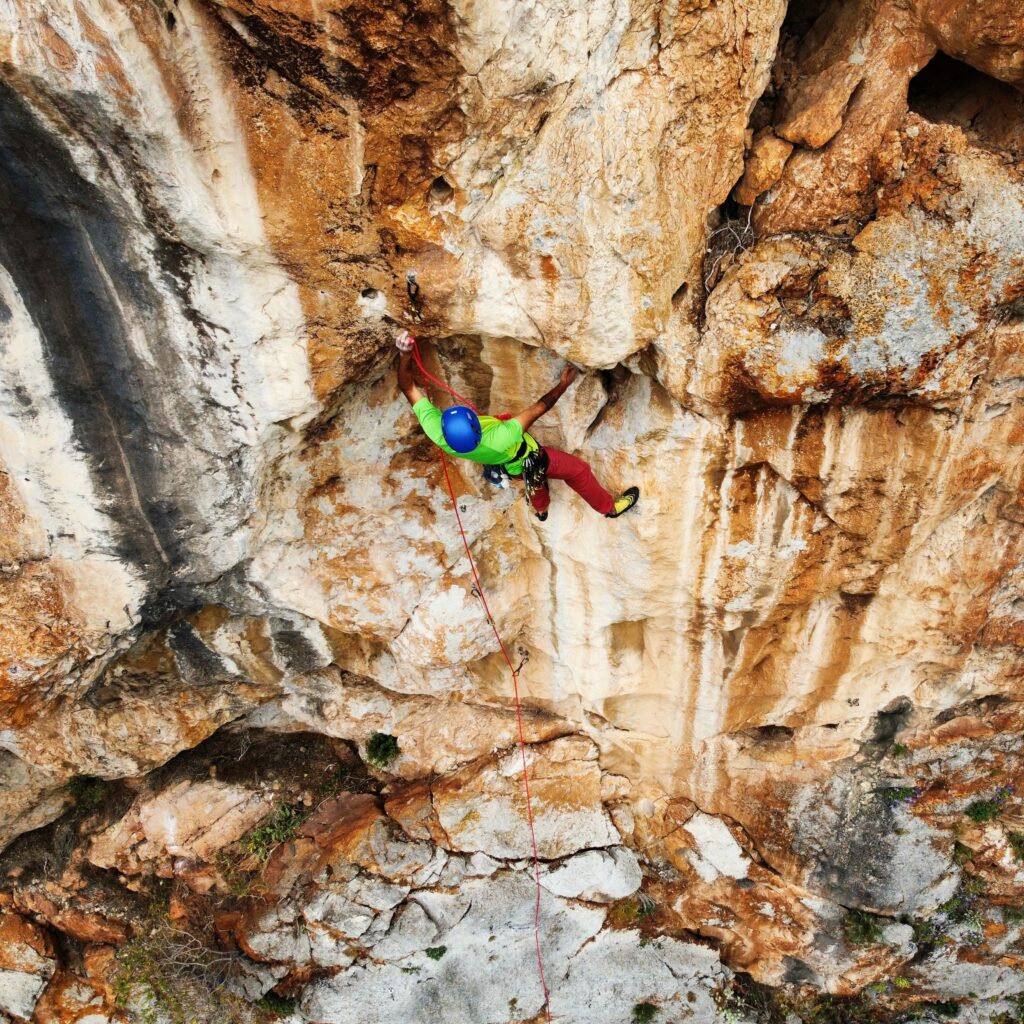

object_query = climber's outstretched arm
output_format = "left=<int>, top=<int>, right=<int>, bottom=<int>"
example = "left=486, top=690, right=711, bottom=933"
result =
left=513, top=365, right=579, bottom=431
left=396, top=332, right=425, bottom=406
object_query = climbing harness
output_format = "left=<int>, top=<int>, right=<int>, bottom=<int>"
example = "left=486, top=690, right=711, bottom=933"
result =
left=407, top=337, right=552, bottom=1020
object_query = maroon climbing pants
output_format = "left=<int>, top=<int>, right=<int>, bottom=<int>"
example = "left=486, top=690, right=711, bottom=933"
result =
left=529, top=447, right=615, bottom=516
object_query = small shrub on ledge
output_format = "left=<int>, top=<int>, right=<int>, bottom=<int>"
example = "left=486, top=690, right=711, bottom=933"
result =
left=366, top=732, right=400, bottom=769
left=632, top=1002, right=658, bottom=1024
left=965, top=785, right=1013, bottom=823
left=842, top=908, right=884, bottom=947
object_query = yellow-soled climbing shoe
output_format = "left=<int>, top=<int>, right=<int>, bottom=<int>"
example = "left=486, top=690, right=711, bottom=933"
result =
left=606, top=486, right=639, bottom=518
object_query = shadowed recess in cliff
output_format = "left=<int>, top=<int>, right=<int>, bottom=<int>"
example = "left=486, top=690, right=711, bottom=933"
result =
left=908, top=51, right=1024, bottom=160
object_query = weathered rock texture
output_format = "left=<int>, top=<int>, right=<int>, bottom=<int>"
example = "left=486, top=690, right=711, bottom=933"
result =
left=1, top=0, right=1023, bottom=1021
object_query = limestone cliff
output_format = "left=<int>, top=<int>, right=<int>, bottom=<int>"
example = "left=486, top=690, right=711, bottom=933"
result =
left=0, top=1, right=1023, bottom=1022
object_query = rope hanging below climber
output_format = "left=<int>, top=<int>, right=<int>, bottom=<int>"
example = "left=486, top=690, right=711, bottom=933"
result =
left=391, top=280, right=638, bottom=1020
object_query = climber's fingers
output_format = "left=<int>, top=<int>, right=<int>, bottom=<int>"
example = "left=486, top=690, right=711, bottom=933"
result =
left=396, top=329, right=415, bottom=353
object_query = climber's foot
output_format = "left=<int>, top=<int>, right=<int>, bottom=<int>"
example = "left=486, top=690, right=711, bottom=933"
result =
left=534, top=509, right=549, bottom=523
left=605, top=486, right=639, bottom=519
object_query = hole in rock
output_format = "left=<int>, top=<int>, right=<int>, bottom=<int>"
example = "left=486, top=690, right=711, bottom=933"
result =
left=839, top=591, right=873, bottom=613
left=428, top=176, right=454, bottom=204
left=871, top=697, right=912, bottom=746
left=749, top=724, right=795, bottom=742
left=165, top=10, right=176, bottom=31
left=360, top=287, right=379, bottom=299
left=778, top=0, right=833, bottom=40
left=671, top=282, right=689, bottom=307
left=703, top=197, right=755, bottom=296
left=934, top=693, right=1010, bottom=725
left=908, top=51, right=1024, bottom=160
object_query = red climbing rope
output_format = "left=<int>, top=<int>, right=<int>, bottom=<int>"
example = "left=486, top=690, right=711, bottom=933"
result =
left=409, top=344, right=481, bottom=415
left=409, top=339, right=552, bottom=1020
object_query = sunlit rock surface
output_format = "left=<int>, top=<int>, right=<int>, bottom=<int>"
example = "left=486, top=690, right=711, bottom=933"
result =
left=1, top=0, right=1023, bottom=1021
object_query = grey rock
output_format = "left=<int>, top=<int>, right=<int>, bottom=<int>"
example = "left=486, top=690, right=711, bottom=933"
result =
left=790, top=774, right=959, bottom=915
left=300, top=872, right=605, bottom=1023
left=539, top=846, right=643, bottom=902
left=549, top=929, right=728, bottom=1023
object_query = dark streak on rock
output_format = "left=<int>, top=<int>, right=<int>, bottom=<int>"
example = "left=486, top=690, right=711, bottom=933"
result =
left=0, top=82, right=184, bottom=587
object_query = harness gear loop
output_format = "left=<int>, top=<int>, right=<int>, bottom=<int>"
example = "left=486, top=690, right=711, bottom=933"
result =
left=407, top=337, right=552, bottom=1020
left=519, top=447, right=550, bottom=503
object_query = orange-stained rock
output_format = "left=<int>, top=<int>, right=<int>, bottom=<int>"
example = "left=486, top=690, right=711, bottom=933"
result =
left=31, top=969, right=113, bottom=1024
left=734, top=130, right=794, bottom=206
left=2, top=0, right=1024, bottom=1017
left=11, top=888, right=129, bottom=946
left=89, top=779, right=276, bottom=877
left=0, top=910, right=57, bottom=1021
left=427, top=736, right=619, bottom=859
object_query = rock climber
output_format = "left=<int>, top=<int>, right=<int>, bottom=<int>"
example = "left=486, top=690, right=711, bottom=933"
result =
left=396, top=330, right=639, bottom=521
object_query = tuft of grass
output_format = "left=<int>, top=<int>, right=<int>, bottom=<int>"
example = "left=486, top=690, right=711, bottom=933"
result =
left=241, top=803, right=310, bottom=863
left=1001, top=904, right=1024, bottom=925
left=881, top=786, right=921, bottom=810
left=365, top=732, right=400, bottom=769
left=66, top=775, right=109, bottom=816
left=953, top=841, right=975, bottom=865
left=723, top=976, right=892, bottom=1024
left=313, top=761, right=372, bottom=798
left=608, top=893, right=659, bottom=930
left=632, top=1002, right=658, bottom=1024
left=963, top=874, right=987, bottom=897
left=425, top=946, right=447, bottom=961
left=891, top=743, right=909, bottom=757
left=257, top=992, right=296, bottom=1018
left=113, top=920, right=261, bottom=1024
left=910, top=874, right=989, bottom=951
left=966, top=800, right=1004, bottom=823
left=1007, top=832, right=1024, bottom=863
left=843, top=909, right=885, bottom=947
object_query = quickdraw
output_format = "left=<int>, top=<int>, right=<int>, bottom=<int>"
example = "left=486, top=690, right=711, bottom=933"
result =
left=405, top=272, right=423, bottom=323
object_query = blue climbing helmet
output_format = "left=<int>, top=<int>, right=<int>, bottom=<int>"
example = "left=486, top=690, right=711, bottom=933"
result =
left=441, top=406, right=482, bottom=453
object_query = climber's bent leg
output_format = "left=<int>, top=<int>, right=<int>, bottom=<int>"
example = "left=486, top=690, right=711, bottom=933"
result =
left=543, top=448, right=616, bottom=515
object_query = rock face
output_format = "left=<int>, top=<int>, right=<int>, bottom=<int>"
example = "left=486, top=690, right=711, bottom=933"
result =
left=1, top=0, right=1023, bottom=1022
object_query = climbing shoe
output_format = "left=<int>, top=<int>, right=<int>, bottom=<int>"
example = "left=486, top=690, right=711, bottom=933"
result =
left=534, top=509, right=549, bottom=523
left=606, top=486, right=639, bottom=519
